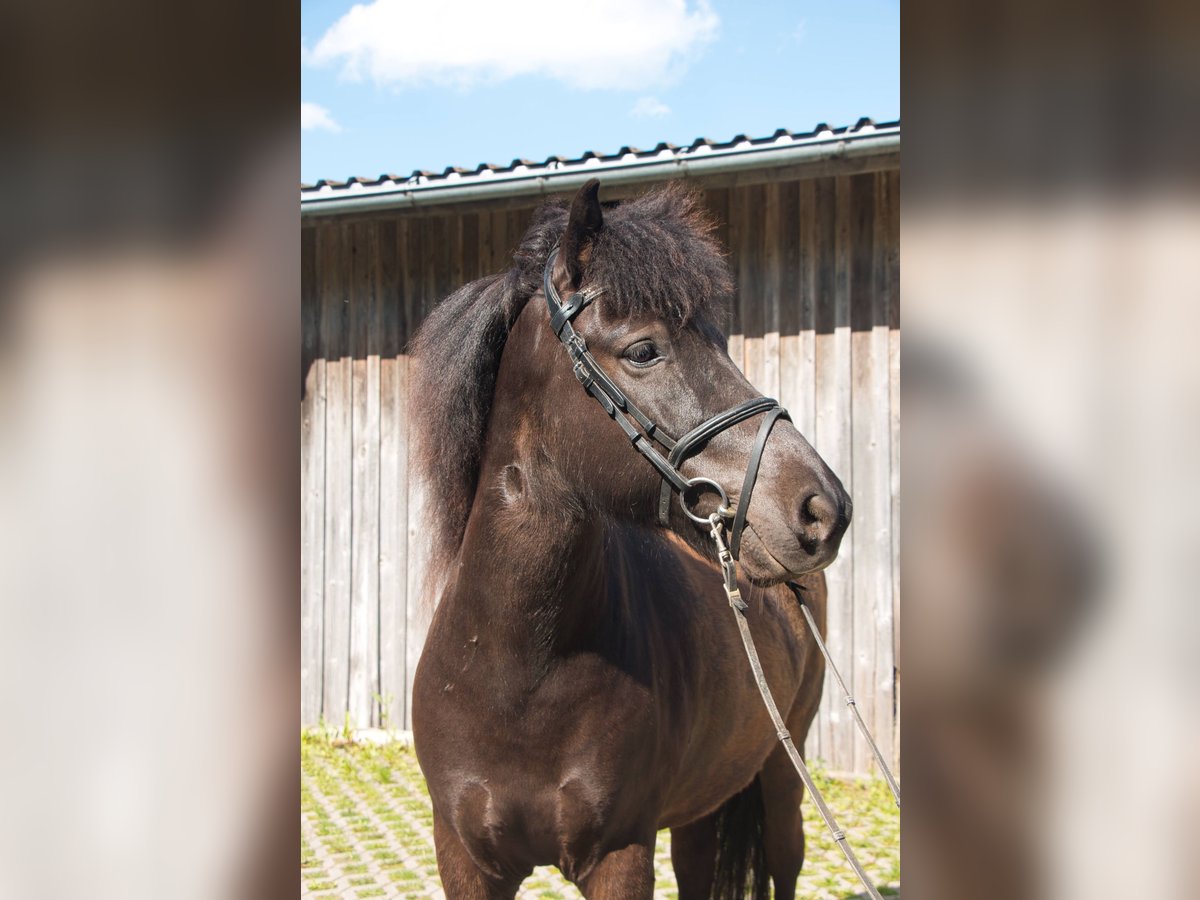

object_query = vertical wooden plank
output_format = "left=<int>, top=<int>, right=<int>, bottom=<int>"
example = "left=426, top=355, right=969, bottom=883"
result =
left=404, top=215, right=421, bottom=346
left=813, top=175, right=853, bottom=771
left=425, top=217, right=443, bottom=319
left=850, top=173, right=892, bottom=773
left=885, top=169, right=902, bottom=769
left=438, top=214, right=454, bottom=306
left=461, top=212, right=480, bottom=282
left=480, top=206, right=496, bottom=274
left=348, top=221, right=381, bottom=728
left=514, top=207, right=529, bottom=260
left=405, top=215, right=443, bottom=728
left=761, top=182, right=782, bottom=403
left=404, top=466, right=430, bottom=730
left=707, top=186, right=731, bottom=252
left=489, top=209, right=508, bottom=274
left=506, top=210, right=525, bottom=273
left=775, top=179, right=800, bottom=419
left=804, top=177, right=828, bottom=763
left=452, top=212, right=466, bottom=291
left=391, top=366, right=413, bottom=728
left=301, top=226, right=326, bottom=726
left=772, top=178, right=812, bottom=761
left=378, top=218, right=408, bottom=731
left=795, top=181, right=818, bottom=446
left=803, top=180, right=824, bottom=763
left=795, top=182, right=820, bottom=759
left=415, top=208, right=434, bottom=318
left=402, top=216, right=425, bottom=730
left=739, top=183, right=765, bottom=388
left=796, top=179, right=821, bottom=761
left=412, top=214, right=427, bottom=299
left=726, top=186, right=745, bottom=373
left=322, top=222, right=353, bottom=725
left=446, top=213, right=463, bottom=305
left=871, top=169, right=897, bottom=772
left=701, top=188, right=732, bottom=333
left=848, top=177, right=871, bottom=774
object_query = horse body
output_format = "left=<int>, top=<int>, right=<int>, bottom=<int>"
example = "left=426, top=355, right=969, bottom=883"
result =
left=413, top=510, right=826, bottom=896
left=410, top=182, right=848, bottom=899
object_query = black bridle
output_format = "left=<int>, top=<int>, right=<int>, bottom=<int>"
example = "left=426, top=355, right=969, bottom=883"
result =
left=542, top=247, right=791, bottom=559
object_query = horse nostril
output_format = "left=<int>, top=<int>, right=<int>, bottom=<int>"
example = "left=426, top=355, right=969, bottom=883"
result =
left=800, top=492, right=840, bottom=543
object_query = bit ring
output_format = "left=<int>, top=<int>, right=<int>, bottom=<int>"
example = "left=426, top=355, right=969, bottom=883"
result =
left=680, top=477, right=732, bottom=525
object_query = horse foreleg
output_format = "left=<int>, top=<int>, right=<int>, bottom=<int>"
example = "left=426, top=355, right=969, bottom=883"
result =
left=577, top=837, right=657, bottom=900
left=758, top=740, right=807, bottom=900
left=433, top=810, right=524, bottom=900
left=669, top=813, right=718, bottom=900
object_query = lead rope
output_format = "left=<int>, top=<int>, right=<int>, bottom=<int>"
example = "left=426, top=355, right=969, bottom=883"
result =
left=708, top=514, right=885, bottom=900
left=792, top=595, right=902, bottom=808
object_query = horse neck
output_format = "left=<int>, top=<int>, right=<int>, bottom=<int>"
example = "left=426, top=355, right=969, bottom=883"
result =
left=447, top=455, right=611, bottom=662
left=439, top=293, right=621, bottom=664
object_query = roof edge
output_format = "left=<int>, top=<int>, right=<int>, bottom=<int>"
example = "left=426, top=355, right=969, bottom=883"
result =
left=301, top=122, right=899, bottom=218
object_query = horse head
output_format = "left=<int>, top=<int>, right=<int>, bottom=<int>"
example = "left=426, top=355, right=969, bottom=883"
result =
left=501, top=179, right=851, bottom=583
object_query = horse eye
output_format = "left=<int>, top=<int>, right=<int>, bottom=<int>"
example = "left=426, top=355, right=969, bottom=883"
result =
left=624, top=340, right=662, bottom=367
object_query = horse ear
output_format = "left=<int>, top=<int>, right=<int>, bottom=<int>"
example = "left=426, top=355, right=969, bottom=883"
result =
left=558, top=178, right=603, bottom=290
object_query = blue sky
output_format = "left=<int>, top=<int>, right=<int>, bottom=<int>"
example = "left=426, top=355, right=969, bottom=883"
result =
left=301, top=0, right=898, bottom=184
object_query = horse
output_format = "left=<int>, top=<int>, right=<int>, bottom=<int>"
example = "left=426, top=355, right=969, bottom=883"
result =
left=410, top=179, right=851, bottom=900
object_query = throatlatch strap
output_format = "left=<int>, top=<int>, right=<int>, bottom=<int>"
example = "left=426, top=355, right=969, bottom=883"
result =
left=729, top=406, right=790, bottom=560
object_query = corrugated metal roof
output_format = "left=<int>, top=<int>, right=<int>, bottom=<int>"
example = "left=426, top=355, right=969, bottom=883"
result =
left=301, top=118, right=899, bottom=214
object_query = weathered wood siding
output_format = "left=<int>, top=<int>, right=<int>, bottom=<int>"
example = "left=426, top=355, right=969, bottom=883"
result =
left=301, top=169, right=900, bottom=773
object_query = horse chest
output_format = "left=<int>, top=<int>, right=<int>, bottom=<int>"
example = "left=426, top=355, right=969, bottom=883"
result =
left=416, top=648, right=671, bottom=868
left=438, top=756, right=650, bottom=880
left=431, top=654, right=668, bottom=779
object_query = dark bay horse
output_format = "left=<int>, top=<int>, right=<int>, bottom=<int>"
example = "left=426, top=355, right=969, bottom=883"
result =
left=410, top=181, right=851, bottom=899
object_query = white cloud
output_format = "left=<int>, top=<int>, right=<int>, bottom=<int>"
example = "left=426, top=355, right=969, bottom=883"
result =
left=631, top=96, right=671, bottom=118
left=301, top=102, right=341, bottom=133
left=309, top=0, right=718, bottom=91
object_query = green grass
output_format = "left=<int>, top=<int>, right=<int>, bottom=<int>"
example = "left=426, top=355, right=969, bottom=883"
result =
left=301, top=729, right=899, bottom=898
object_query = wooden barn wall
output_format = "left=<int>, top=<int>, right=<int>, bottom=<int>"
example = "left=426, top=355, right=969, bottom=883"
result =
left=301, top=169, right=900, bottom=774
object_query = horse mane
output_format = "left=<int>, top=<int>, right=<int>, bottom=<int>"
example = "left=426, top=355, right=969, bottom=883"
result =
left=410, top=182, right=733, bottom=590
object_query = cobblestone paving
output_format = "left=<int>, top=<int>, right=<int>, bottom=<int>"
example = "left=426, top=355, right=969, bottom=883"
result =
left=301, top=731, right=899, bottom=899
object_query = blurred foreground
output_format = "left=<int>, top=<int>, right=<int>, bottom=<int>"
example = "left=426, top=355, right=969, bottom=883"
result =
left=903, top=1, right=1200, bottom=897
left=0, top=1, right=297, bottom=898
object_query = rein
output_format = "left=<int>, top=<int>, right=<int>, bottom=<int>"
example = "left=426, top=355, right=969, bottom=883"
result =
left=541, top=248, right=899, bottom=899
